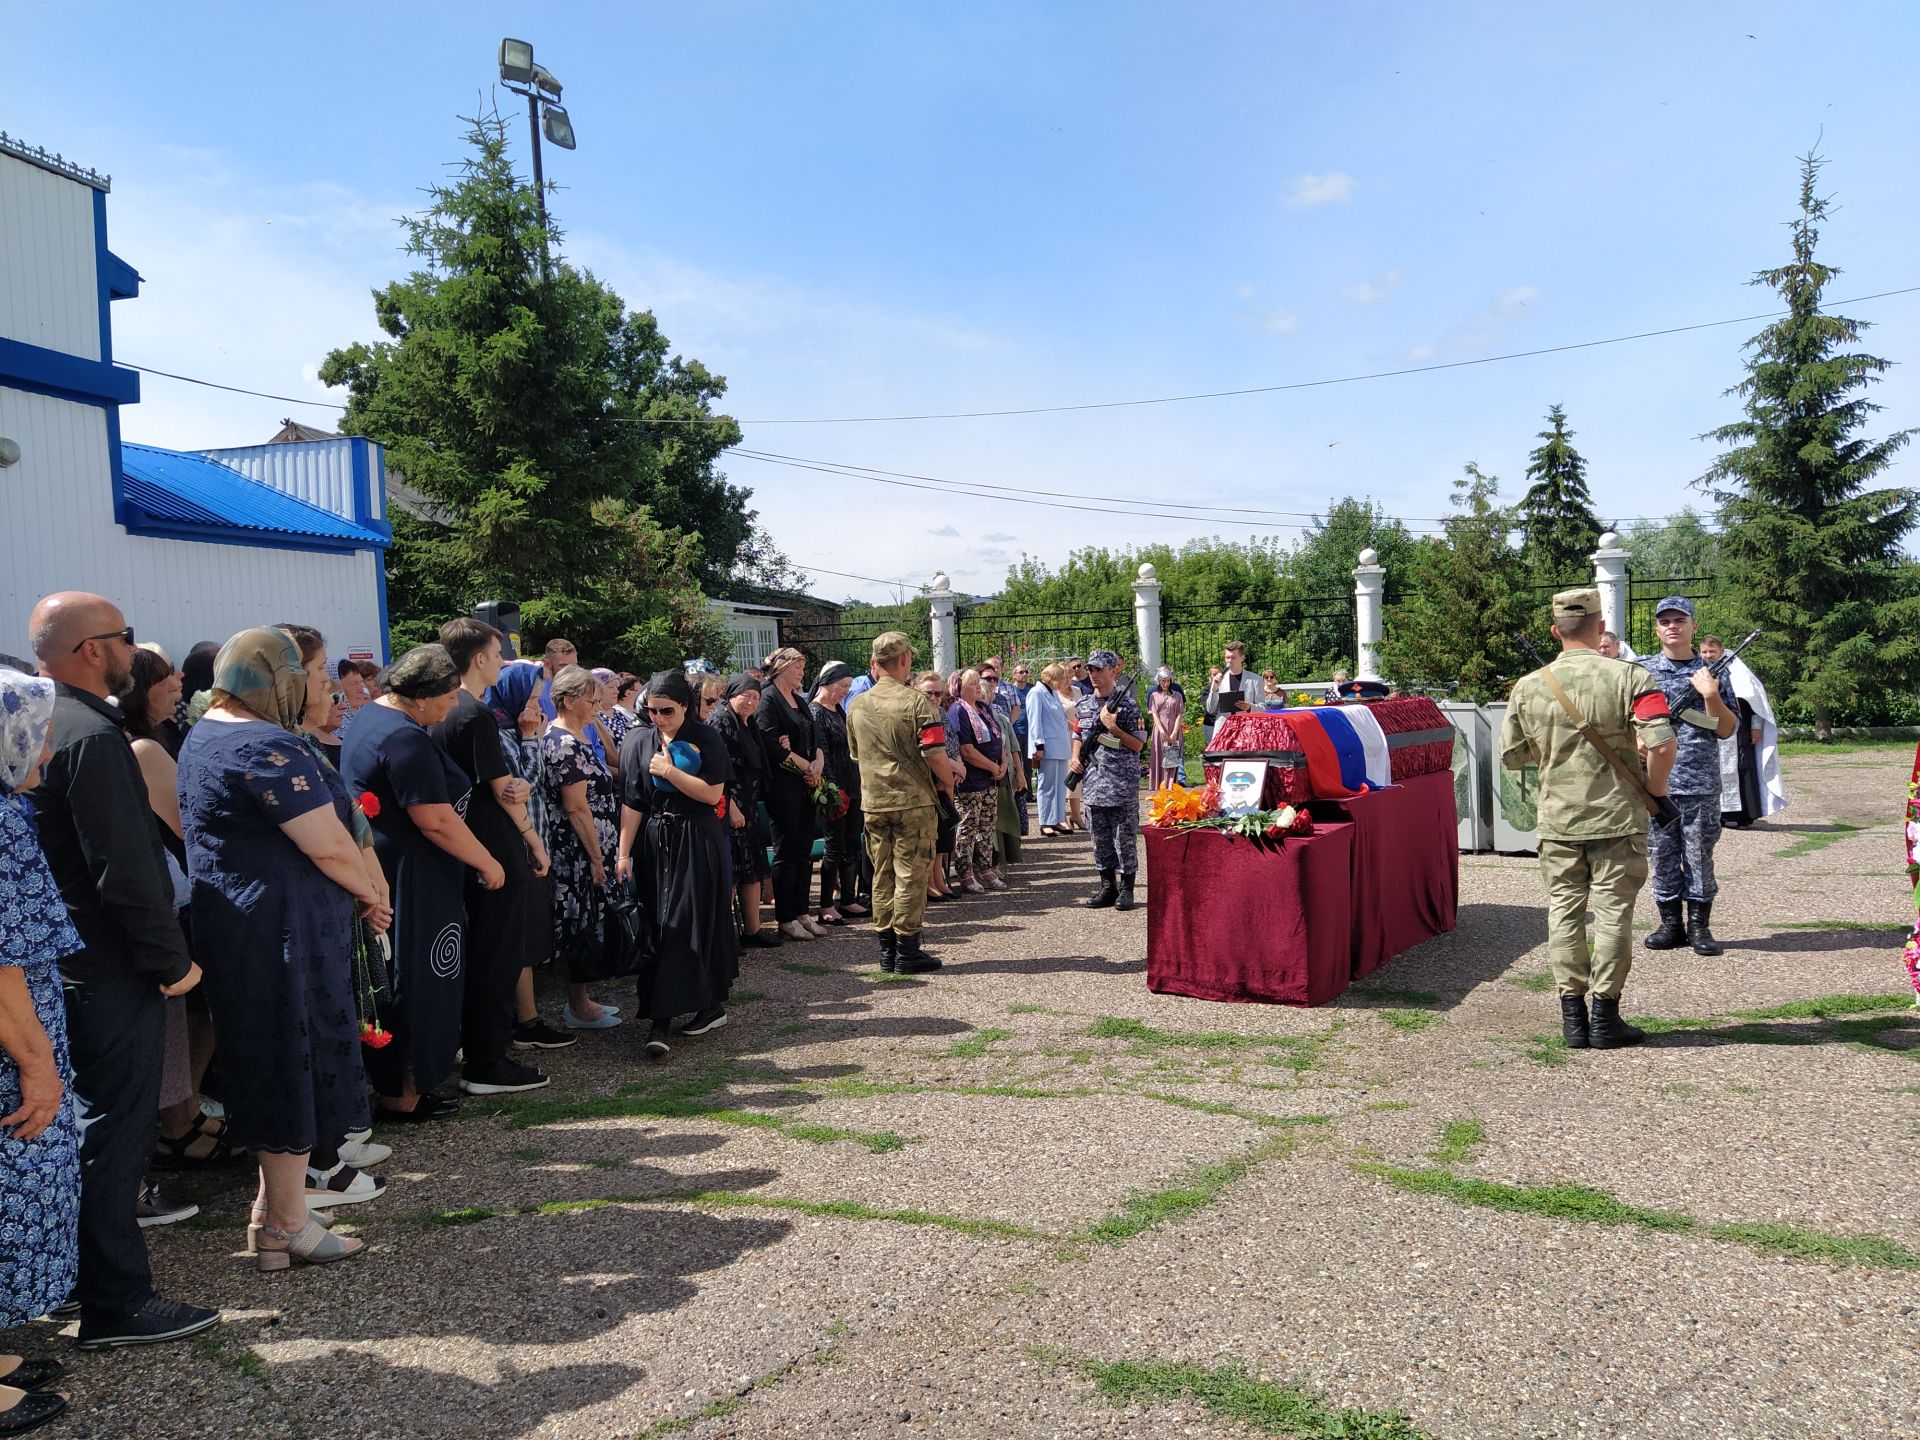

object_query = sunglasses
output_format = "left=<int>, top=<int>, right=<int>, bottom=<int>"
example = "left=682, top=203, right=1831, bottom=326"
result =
left=71, top=625, right=135, bottom=653
left=645, top=703, right=680, bottom=716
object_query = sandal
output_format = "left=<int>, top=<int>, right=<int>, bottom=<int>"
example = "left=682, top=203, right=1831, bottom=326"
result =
left=255, top=1216, right=365, bottom=1272
left=0, top=1388, right=67, bottom=1435
left=0, top=1359, right=63, bottom=1392
left=151, top=1113, right=246, bottom=1170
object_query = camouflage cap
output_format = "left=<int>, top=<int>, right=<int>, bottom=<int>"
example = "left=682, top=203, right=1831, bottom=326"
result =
left=1653, top=595, right=1695, bottom=619
left=1550, top=587, right=1604, bottom=619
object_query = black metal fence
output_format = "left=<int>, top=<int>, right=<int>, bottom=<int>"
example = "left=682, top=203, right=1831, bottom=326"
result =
left=1624, top=575, right=1712, bottom=655
left=955, top=607, right=1137, bottom=671
left=1160, top=595, right=1352, bottom=688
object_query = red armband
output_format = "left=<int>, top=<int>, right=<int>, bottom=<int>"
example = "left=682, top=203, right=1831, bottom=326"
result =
left=1633, top=691, right=1671, bottom=721
left=919, top=723, right=945, bottom=749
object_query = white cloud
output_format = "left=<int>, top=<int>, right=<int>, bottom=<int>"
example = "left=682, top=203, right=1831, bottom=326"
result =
left=1343, top=268, right=1401, bottom=304
left=1285, top=172, right=1355, bottom=209
left=974, top=546, right=1011, bottom=566
left=1407, top=344, right=1437, bottom=362
left=1236, top=283, right=1256, bottom=299
left=928, top=524, right=961, bottom=537
left=1257, top=309, right=1300, bottom=336
left=980, top=531, right=1016, bottom=543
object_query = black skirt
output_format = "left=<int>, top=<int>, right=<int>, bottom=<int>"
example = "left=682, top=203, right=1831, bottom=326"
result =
left=636, top=810, right=739, bottom=1021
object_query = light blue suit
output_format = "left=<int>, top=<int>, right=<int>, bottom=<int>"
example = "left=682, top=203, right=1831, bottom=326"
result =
left=1025, top=683, right=1072, bottom=827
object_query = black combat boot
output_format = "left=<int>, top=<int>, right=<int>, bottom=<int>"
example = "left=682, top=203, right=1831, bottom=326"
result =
left=1085, top=869, right=1119, bottom=908
left=1559, top=995, right=1591, bottom=1050
left=877, top=928, right=898, bottom=973
left=1687, top=901, right=1723, bottom=956
left=1114, top=873, right=1137, bottom=912
left=1588, top=994, right=1646, bottom=1050
left=892, top=932, right=942, bottom=974
left=1642, top=899, right=1687, bottom=950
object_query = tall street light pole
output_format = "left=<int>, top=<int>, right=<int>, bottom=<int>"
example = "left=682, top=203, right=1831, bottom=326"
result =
left=498, top=37, right=577, bottom=281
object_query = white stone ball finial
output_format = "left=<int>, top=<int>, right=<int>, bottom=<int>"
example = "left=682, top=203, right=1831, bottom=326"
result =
left=931, top=572, right=950, bottom=592
left=1357, top=546, right=1378, bottom=566
left=1596, top=530, right=1619, bottom=550
left=1137, top=562, right=1157, bottom=581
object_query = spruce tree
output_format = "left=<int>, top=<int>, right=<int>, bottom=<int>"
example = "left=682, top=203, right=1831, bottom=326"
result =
left=1702, top=151, right=1918, bottom=737
left=1516, top=404, right=1602, bottom=581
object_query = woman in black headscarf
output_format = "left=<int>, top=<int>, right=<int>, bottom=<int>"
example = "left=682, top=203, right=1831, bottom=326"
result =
left=615, top=670, right=737, bottom=1058
left=709, top=673, right=779, bottom=949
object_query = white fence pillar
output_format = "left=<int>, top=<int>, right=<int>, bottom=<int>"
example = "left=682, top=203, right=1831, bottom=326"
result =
left=1591, top=530, right=1628, bottom=639
left=1353, top=546, right=1386, bottom=679
left=1132, top=562, right=1163, bottom=672
left=929, top=572, right=957, bottom=675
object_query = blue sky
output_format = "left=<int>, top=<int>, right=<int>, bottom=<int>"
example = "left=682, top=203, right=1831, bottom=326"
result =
left=8, top=1, right=1917, bottom=600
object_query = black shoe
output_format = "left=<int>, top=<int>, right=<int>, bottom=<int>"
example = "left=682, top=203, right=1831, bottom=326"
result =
left=460, top=1058, right=551, bottom=1095
left=892, top=935, right=941, bottom=974
left=1, top=1359, right=64, bottom=1392
left=1114, top=874, right=1137, bottom=912
left=645, top=1022, right=672, bottom=1059
left=877, top=928, right=898, bottom=974
left=0, top=1389, right=67, bottom=1434
left=744, top=929, right=784, bottom=948
left=135, top=1181, right=199, bottom=1228
left=1084, top=869, right=1119, bottom=909
left=1643, top=898, right=1687, bottom=950
left=1588, top=995, right=1646, bottom=1050
left=680, top=1008, right=728, bottom=1037
left=1687, top=901, right=1723, bottom=956
left=374, top=1092, right=460, bottom=1125
left=43, top=1298, right=78, bottom=1323
left=511, top=1019, right=578, bottom=1051
left=1559, top=994, right=1591, bottom=1049
left=75, top=1295, right=221, bottom=1351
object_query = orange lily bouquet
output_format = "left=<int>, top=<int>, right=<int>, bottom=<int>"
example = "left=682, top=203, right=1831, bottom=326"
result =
left=1146, top=780, right=1315, bottom=850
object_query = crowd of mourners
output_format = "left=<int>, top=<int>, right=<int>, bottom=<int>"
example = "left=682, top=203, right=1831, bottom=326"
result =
left=0, top=589, right=1172, bottom=1433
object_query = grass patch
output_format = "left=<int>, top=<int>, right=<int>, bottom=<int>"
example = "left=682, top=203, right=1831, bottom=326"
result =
left=1774, top=921, right=1907, bottom=933
left=943, top=1027, right=1014, bottom=1058
left=1351, top=986, right=1443, bottom=1008
left=730, top=989, right=766, bottom=1006
left=193, top=1330, right=269, bottom=1382
left=1379, top=1008, right=1440, bottom=1035
left=1772, top=820, right=1863, bottom=860
left=1353, top=1164, right=1920, bottom=1271
left=1055, top=1353, right=1431, bottom=1439
left=1729, top=992, right=1914, bottom=1021
left=1519, top=1032, right=1571, bottom=1067
left=1429, top=1118, right=1486, bottom=1166
left=1075, top=1138, right=1292, bottom=1246
left=1505, top=971, right=1555, bottom=993
left=684, top=1190, right=1039, bottom=1240
left=1083, top=1015, right=1335, bottom=1071
left=1777, top=738, right=1914, bottom=756
left=778, top=961, right=832, bottom=976
left=1008, top=1002, right=1047, bottom=1014
left=1365, top=1099, right=1415, bottom=1112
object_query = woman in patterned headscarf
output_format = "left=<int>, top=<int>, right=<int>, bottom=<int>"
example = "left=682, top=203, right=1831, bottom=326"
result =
left=0, top=668, right=82, bottom=1429
left=177, top=630, right=395, bottom=1270
left=1902, top=744, right=1920, bottom=1006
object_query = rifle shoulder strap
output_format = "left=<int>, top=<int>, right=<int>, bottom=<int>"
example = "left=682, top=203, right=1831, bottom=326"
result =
left=1534, top=665, right=1658, bottom=816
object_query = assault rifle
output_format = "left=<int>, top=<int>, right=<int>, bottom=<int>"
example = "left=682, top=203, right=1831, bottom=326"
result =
left=1065, top=672, right=1138, bottom=792
left=1665, top=627, right=1762, bottom=731
left=1515, top=635, right=1683, bottom=831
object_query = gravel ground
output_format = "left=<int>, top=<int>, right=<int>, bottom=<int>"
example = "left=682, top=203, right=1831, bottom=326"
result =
left=15, top=748, right=1918, bottom=1439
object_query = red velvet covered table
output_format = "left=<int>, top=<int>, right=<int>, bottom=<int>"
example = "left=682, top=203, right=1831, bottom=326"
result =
left=1145, top=770, right=1459, bottom=1006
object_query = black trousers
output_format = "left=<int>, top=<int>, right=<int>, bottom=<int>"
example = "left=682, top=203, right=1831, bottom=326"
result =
left=64, top=972, right=163, bottom=1323
left=819, top=808, right=864, bottom=910
left=765, top=785, right=817, bottom=923
left=461, top=878, right=530, bottom=1070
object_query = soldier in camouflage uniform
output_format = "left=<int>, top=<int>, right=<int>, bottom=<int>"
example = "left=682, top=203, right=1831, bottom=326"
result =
left=1637, top=597, right=1738, bottom=956
left=1071, top=649, right=1148, bottom=912
left=1500, top=589, right=1678, bottom=1049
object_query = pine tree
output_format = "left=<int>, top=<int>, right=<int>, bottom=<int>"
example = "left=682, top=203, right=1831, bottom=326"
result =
left=1516, top=404, right=1602, bottom=581
left=1702, top=151, right=1919, bottom=738
left=1377, top=464, right=1534, bottom=702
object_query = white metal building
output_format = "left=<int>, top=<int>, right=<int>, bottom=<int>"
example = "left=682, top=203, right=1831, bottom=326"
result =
left=0, top=134, right=390, bottom=666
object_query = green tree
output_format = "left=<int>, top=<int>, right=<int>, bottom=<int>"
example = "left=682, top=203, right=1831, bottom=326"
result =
left=1620, top=508, right=1722, bottom=582
left=1700, top=151, right=1919, bottom=737
left=1516, top=404, right=1602, bottom=581
left=319, top=111, right=750, bottom=668
left=1377, top=464, right=1533, bottom=701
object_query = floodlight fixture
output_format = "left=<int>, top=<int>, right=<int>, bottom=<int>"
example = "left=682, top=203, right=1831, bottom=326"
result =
left=499, top=37, right=535, bottom=86
left=531, top=64, right=563, bottom=99
left=541, top=105, right=576, bottom=151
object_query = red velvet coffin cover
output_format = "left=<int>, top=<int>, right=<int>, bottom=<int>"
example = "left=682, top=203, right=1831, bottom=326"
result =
left=1204, top=697, right=1454, bottom=805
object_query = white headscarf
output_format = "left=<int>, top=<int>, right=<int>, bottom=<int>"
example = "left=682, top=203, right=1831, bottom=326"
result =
left=0, top=667, right=56, bottom=796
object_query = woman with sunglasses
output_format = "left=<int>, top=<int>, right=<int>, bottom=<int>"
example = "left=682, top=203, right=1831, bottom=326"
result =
left=616, top=671, right=736, bottom=1057
left=755, top=649, right=827, bottom=943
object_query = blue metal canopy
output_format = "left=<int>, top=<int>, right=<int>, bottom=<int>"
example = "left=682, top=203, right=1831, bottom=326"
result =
left=120, top=443, right=390, bottom=553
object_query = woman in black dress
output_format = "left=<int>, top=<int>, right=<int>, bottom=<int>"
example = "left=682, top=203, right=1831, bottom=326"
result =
left=615, top=670, right=737, bottom=1058
left=756, top=648, right=825, bottom=943
left=809, top=661, right=867, bottom=926
left=341, top=645, right=505, bottom=1123
left=710, top=673, right=779, bottom=949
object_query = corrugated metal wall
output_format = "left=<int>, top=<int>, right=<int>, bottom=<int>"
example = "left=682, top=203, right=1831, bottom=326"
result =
left=0, top=389, right=385, bottom=665
left=0, top=153, right=99, bottom=360
left=202, top=437, right=384, bottom=525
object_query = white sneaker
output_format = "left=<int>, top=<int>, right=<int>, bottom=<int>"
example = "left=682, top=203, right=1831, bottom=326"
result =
left=343, top=1126, right=372, bottom=1145
left=802, top=916, right=830, bottom=937
left=782, top=920, right=814, bottom=942
left=338, top=1136, right=393, bottom=1168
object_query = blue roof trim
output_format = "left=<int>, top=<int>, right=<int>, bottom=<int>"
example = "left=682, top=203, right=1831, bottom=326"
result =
left=102, top=250, right=141, bottom=301
left=120, top=443, right=391, bottom=553
left=0, top=336, right=140, bottom=406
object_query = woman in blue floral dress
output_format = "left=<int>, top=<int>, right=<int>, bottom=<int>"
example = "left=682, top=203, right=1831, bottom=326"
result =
left=0, top=667, right=83, bottom=1431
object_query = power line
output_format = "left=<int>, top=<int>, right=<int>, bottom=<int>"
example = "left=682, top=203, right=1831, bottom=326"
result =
left=785, top=562, right=927, bottom=592
left=119, top=284, right=1920, bottom=426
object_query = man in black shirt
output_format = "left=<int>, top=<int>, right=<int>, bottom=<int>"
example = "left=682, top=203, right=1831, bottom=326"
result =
left=27, top=592, right=220, bottom=1350
left=433, top=619, right=551, bottom=1094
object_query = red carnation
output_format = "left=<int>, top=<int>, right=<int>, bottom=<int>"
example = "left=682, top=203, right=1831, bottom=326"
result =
left=359, top=1020, right=393, bottom=1050
left=357, top=791, right=382, bottom=819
